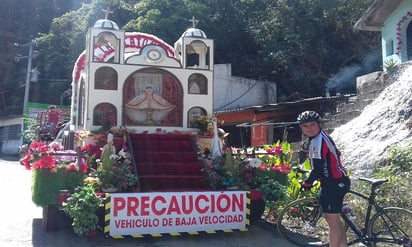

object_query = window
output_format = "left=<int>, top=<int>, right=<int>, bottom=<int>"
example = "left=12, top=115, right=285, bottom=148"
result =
left=188, top=74, right=207, bottom=94
left=187, top=107, right=207, bottom=128
left=386, top=39, right=394, bottom=56
left=0, top=124, right=21, bottom=140
left=95, top=67, right=118, bottom=90
left=93, top=32, right=120, bottom=63
left=93, top=103, right=117, bottom=126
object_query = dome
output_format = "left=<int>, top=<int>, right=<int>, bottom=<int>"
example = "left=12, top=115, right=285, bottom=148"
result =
left=181, top=28, right=207, bottom=39
left=93, top=19, right=119, bottom=30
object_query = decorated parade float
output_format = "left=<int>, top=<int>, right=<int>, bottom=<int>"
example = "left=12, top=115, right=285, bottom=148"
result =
left=21, top=13, right=307, bottom=238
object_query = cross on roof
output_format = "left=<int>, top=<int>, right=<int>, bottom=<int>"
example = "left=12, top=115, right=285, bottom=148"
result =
left=102, top=7, right=113, bottom=20
left=189, top=16, right=199, bottom=28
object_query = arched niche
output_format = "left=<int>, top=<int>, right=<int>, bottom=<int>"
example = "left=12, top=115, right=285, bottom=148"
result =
left=94, top=66, right=118, bottom=90
left=188, top=73, right=207, bottom=94
left=186, top=40, right=210, bottom=69
left=123, top=68, right=183, bottom=126
left=93, top=103, right=117, bottom=127
left=187, top=106, right=207, bottom=128
left=93, top=31, right=120, bottom=63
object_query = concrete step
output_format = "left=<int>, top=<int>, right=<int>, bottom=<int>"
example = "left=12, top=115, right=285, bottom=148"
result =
left=337, top=99, right=373, bottom=112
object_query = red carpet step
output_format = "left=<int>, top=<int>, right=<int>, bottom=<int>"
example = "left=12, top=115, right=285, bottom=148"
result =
left=129, top=133, right=211, bottom=192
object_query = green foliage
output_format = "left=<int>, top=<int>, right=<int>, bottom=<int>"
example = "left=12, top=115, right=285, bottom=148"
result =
left=371, top=143, right=412, bottom=209
left=22, top=115, right=39, bottom=144
left=249, top=0, right=379, bottom=97
left=383, top=58, right=399, bottom=73
left=62, top=184, right=104, bottom=236
left=284, top=162, right=320, bottom=204
left=32, top=168, right=85, bottom=207
left=1, top=0, right=381, bottom=114
left=255, top=175, right=287, bottom=203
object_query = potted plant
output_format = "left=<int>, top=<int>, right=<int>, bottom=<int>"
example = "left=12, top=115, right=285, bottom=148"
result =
left=62, top=184, right=104, bottom=236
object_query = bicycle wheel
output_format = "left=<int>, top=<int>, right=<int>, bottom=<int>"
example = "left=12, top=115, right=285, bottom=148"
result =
left=368, top=207, right=412, bottom=247
left=277, top=197, right=329, bottom=246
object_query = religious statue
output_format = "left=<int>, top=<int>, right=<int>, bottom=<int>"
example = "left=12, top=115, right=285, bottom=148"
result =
left=125, top=85, right=175, bottom=124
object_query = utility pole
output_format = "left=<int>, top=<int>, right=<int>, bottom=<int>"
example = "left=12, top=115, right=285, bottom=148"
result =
left=14, top=39, right=38, bottom=144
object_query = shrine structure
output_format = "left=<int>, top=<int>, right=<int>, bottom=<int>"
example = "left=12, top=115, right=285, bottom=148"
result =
left=67, top=13, right=256, bottom=238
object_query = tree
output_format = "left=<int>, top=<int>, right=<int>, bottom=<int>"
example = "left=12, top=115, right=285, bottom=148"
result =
left=249, top=0, right=380, bottom=99
left=0, top=0, right=382, bottom=114
left=0, top=0, right=88, bottom=114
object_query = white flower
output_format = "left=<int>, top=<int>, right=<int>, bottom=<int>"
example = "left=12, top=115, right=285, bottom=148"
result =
left=248, top=158, right=263, bottom=168
left=109, top=154, right=119, bottom=160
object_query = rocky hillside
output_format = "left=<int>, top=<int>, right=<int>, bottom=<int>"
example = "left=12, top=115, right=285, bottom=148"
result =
left=331, top=62, right=412, bottom=177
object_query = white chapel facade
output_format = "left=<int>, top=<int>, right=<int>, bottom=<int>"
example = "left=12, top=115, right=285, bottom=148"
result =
left=70, top=16, right=214, bottom=133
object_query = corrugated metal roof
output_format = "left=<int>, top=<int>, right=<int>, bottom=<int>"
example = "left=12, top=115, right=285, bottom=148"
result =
left=214, top=95, right=353, bottom=114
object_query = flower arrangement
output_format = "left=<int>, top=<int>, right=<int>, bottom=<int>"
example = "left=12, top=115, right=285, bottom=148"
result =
left=20, top=141, right=89, bottom=207
left=191, top=115, right=224, bottom=137
left=202, top=141, right=295, bottom=191
left=62, top=184, right=104, bottom=236
left=191, top=115, right=213, bottom=136
left=85, top=147, right=139, bottom=192
left=20, top=141, right=88, bottom=172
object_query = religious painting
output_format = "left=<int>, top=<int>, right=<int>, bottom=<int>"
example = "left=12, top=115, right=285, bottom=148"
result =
left=93, top=103, right=117, bottom=127
left=123, top=69, right=183, bottom=126
left=94, top=67, right=118, bottom=90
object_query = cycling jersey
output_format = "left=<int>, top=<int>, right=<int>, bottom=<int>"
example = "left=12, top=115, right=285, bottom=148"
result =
left=306, top=130, right=348, bottom=184
left=305, top=129, right=350, bottom=213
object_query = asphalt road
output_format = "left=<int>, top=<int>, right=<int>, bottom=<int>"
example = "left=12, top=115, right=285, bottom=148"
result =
left=0, top=155, right=297, bottom=247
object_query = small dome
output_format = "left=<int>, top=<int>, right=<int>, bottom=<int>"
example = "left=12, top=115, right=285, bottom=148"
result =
left=93, top=19, right=119, bottom=30
left=181, top=28, right=207, bottom=39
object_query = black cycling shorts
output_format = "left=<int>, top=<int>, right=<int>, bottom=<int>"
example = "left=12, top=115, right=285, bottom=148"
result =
left=319, top=176, right=350, bottom=214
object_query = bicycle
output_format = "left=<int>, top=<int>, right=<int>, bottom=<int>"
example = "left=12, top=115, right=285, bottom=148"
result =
left=276, top=177, right=412, bottom=247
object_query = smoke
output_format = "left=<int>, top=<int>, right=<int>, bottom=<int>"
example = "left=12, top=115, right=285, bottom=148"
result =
left=326, top=51, right=381, bottom=93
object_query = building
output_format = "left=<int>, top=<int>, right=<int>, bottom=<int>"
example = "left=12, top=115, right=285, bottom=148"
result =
left=354, top=0, right=412, bottom=66
left=71, top=16, right=215, bottom=133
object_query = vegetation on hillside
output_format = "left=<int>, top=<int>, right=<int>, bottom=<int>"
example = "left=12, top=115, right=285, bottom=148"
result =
left=0, top=0, right=380, bottom=115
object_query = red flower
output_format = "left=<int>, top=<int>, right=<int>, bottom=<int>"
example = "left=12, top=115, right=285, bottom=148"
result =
left=20, top=155, right=32, bottom=170
left=37, top=145, right=50, bottom=153
left=32, top=156, right=56, bottom=169
left=271, top=165, right=281, bottom=172
left=267, top=145, right=282, bottom=155
left=66, top=163, right=77, bottom=171
left=78, top=158, right=89, bottom=173
left=30, top=142, right=47, bottom=149
left=78, top=163, right=89, bottom=173
left=258, top=164, right=267, bottom=171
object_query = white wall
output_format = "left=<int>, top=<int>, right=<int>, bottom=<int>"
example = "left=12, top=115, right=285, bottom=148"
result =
left=0, top=116, right=22, bottom=155
left=213, top=64, right=276, bottom=111
left=382, top=0, right=412, bottom=66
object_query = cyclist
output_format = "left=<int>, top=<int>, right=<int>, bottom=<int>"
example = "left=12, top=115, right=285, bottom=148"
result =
left=297, top=110, right=351, bottom=247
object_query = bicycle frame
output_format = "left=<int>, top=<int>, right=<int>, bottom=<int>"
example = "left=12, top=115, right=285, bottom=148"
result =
left=342, top=188, right=409, bottom=246
left=342, top=189, right=373, bottom=245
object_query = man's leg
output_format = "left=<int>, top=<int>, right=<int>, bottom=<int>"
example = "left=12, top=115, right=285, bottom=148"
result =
left=324, top=213, right=348, bottom=247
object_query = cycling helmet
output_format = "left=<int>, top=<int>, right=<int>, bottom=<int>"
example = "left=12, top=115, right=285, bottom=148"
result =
left=297, top=111, right=321, bottom=124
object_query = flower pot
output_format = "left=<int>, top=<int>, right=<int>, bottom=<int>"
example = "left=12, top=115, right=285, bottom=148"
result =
left=86, top=231, right=98, bottom=238
left=250, top=190, right=265, bottom=223
left=32, top=168, right=85, bottom=207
